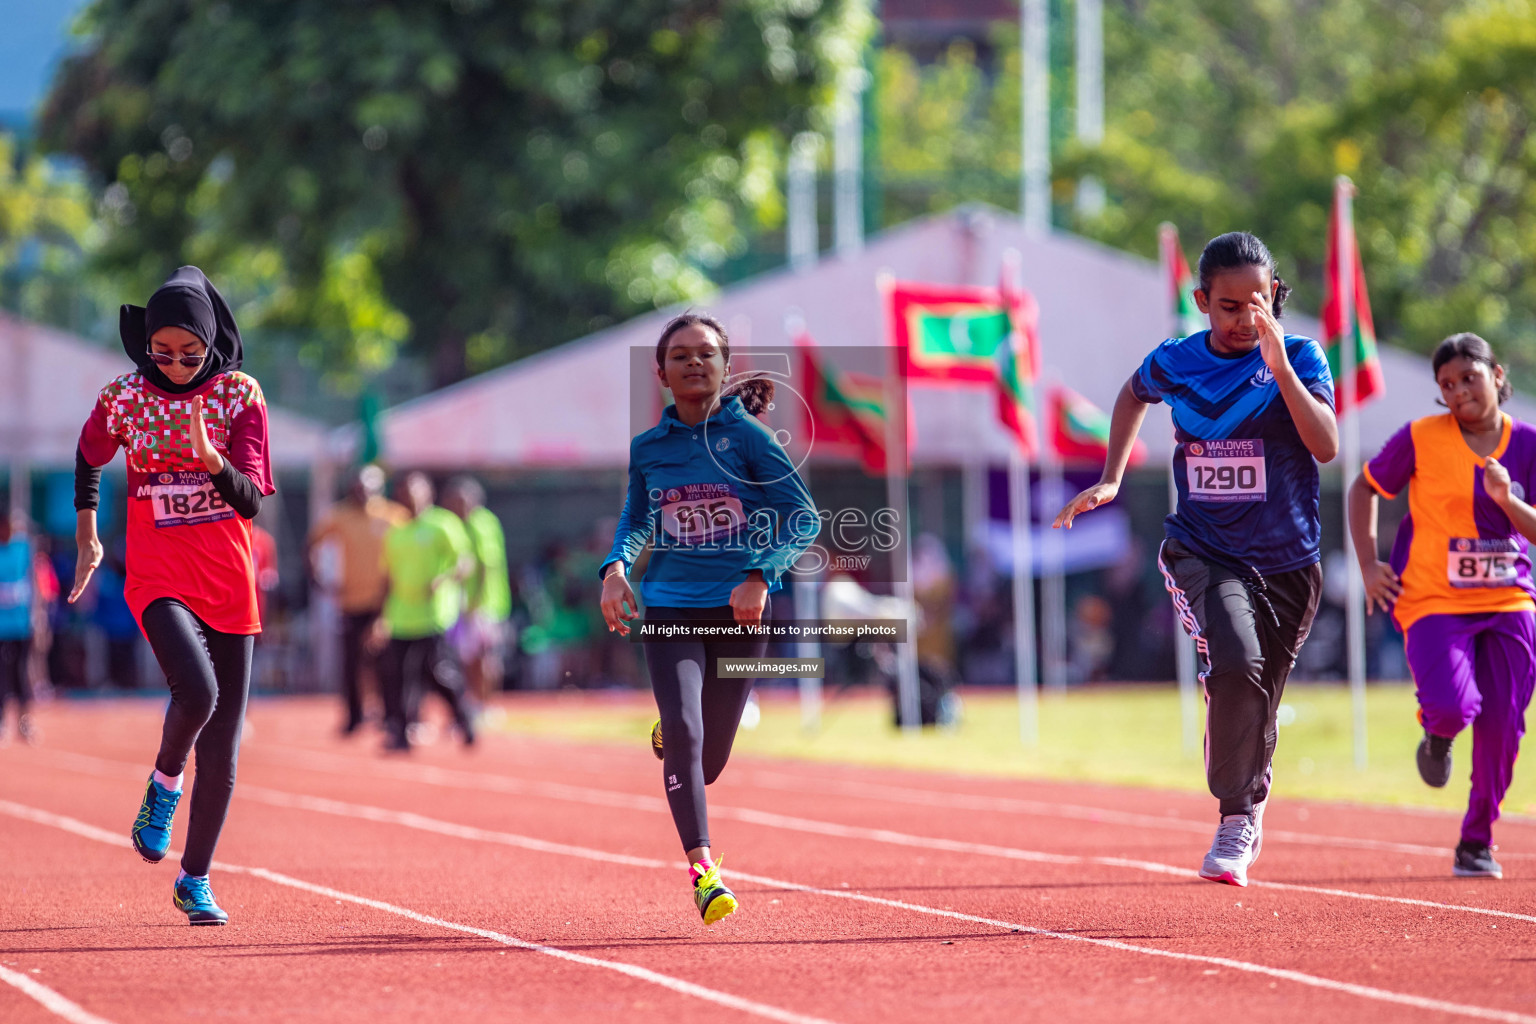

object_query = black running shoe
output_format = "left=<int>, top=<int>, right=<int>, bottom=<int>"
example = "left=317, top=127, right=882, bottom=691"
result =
left=1453, top=840, right=1503, bottom=879
left=1416, top=731, right=1454, bottom=788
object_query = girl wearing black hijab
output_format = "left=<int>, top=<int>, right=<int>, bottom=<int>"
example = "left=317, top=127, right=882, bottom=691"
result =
left=69, top=266, right=274, bottom=925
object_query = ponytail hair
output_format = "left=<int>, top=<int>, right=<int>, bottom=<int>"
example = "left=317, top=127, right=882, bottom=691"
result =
left=654, top=309, right=776, bottom=416
left=721, top=372, right=776, bottom=416
left=1197, top=231, right=1290, bottom=317
left=1433, top=332, right=1512, bottom=404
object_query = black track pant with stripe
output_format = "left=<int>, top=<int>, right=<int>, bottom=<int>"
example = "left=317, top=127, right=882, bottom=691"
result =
left=142, top=597, right=253, bottom=877
left=1158, top=538, right=1322, bottom=817
left=644, top=604, right=768, bottom=852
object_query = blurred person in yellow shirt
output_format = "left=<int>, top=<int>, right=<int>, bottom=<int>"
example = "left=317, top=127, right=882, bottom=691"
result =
left=307, top=465, right=407, bottom=735
left=443, top=477, right=511, bottom=705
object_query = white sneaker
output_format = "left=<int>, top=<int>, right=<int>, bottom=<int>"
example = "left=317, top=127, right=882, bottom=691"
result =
left=1200, top=813, right=1258, bottom=887
left=1250, top=796, right=1266, bottom=866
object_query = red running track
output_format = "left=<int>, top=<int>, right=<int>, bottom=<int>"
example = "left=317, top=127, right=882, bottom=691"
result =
left=3, top=696, right=1536, bottom=1024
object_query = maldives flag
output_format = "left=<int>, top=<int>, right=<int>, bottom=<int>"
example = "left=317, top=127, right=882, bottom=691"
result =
left=798, top=333, right=891, bottom=474
left=885, top=280, right=1015, bottom=385
left=1321, top=178, right=1386, bottom=409
left=994, top=282, right=1041, bottom=459
left=1049, top=385, right=1147, bottom=466
left=1159, top=223, right=1205, bottom=338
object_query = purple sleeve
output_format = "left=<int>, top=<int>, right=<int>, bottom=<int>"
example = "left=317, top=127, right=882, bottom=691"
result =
left=1364, top=422, right=1415, bottom=499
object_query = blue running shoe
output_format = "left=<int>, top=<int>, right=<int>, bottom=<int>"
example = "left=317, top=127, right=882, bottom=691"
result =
left=131, top=775, right=181, bottom=864
left=173, top=874, right=229, bottom=926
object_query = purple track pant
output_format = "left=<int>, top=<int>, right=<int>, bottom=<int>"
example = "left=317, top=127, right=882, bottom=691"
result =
left=1404, top=609, right=1536, bottom=845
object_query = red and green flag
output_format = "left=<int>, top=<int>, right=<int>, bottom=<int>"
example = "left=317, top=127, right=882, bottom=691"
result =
left=1048, top=385, right=1147, bottom=467
left=1321, top=177, right=1385, bottom=410
left=797, top=332, right=891, bottom=474
left=1159, top=223, right=1205, bottom=338
left=994, top=276, right=1042, bottom=459
left=885, top=280, right=1016, bottom=385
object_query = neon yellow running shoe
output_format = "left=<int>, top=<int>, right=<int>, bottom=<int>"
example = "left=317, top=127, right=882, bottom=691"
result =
left=650, top=718, right=664, bottom=761
left=692, top=858, right=738, bottom=925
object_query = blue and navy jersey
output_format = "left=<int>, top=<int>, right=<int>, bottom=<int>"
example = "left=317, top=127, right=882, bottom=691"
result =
left=1132, top=331, right=1335, bottom=575
left=604, top=396, right=820, bottom=608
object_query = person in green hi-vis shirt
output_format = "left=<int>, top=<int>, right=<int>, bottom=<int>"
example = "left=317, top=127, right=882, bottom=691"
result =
left=373, top=471, right=477, bottom=751
left=444, top=476, right=511, bottom=703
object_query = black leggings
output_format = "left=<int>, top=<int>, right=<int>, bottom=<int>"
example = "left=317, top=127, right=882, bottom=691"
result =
left=0, top=637, right=31, bottom=720
left=1158, top=539, right=1322, bottom=816
left=141, top=598, right=253, bottom=876
left=379, top=635, right=473, bottom=745
left=644, top=605, right=767, bottom=852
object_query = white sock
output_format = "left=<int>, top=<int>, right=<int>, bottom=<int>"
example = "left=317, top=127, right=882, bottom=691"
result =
left=152, top=769, right=184, bottom=792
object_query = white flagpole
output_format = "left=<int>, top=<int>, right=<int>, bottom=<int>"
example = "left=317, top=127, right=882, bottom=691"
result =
left=1021, top=0, right=1050, bottom=235
left=1336, top=177, right=1369, bottom=771
left=785, top=312, right=823, bottom=734
left=1041, top=437, right=1068, bottom=692
left=1074, top=0, right=1105, bottom=217
left=1012, top=449, right=1039, bottom=746
left=877, top=272, right=922, bottom=732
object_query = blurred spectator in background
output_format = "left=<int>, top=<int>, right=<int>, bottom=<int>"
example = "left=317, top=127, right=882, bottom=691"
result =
left=374, top=471, right=476, bottom=751
left=308, top=465, right=407, bottom=735
left=94, top=537, right=141, bottom=690
left=1069, top=594, right=1115, bottom=683
left=0, top=512, right=38, bottom=744
left=913, top=533, right=959, bottom=688
left=443, top=477, right=510, bottom=704
left=29, top=534, right=59, bottom=698
left=252, top=521, right=279, bottom=628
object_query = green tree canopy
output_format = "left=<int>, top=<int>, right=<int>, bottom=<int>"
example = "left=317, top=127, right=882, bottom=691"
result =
left=0, top=133, right=96, bottom=327
left=873, top=0, right=1536, bottom=381
left=43, top=0, right=873, bottom=387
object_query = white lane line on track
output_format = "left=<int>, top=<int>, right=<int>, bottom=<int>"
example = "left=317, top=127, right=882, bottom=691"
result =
left=6, top=798, right=1534, bottom=1024
left=0, top=965, right=117, bottom=1024
left=267, top=742, right=1536, bottom=862
left=733, top=768, right=1536, bottom=858
left=32, top=746, right=1536, bottom=927
left=0, top=801, right=836, bottom=1024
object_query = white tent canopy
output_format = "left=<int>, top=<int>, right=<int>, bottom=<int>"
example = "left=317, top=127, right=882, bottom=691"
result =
left=359, top=206, right=1536, bottom=469
left=0, top=311, right=328, bottom=469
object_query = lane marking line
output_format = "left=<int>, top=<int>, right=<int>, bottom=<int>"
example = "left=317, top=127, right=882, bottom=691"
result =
left=0, top=964, right=118, bottom=1024
left=0, top=801, right=837, bottom=1024
left=262, top=741, right=1536, bottom=861
left=5, top=798, right=1533, bottom=1024
left=29, top=747, right=1536, bottom=927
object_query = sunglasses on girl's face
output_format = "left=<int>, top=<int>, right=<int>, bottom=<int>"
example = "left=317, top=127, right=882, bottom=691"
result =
left=148, top=351, right=208, bottom=368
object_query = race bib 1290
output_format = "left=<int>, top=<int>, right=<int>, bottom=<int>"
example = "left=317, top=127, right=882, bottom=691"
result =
left=145, top=471, right=235, bottom=529
left=1185, top=440, right=1267, bottom=503
left=1447, top=537, right=1523, bottom=588
left=659, top=483, right=745, bottom=544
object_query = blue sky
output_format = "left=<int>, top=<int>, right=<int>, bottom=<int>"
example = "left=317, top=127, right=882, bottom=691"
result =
left=0, top=0, right=92, bottom=125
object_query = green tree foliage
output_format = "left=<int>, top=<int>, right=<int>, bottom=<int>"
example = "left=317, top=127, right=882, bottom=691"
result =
left=0, top=133, right=97, bottom=327
left=875, top=0, right=1536, bottom=378
left=43, top=0, right=874, bottom=387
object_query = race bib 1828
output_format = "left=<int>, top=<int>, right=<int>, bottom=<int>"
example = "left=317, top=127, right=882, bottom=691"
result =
left=659, top=483, right=745, bottom=545
left=1185, top=439, right=1267, bottom=503
left=1447, top=537, right=1523, bottom=588
left=145, top=471, right=235, bottom=528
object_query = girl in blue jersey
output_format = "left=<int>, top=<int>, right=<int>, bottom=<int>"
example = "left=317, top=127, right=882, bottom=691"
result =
left=1054, top=232, right=1339, bottom=887
left=599, top=312, right=818, bottom=924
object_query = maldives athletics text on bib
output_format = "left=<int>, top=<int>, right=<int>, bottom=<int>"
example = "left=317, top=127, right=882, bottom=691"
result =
left=1186, top=439, right=1267, bottom=503
left=658, top=483, right=746, bottom=545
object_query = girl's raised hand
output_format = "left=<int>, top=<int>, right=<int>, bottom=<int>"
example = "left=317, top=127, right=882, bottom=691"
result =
left=1485, top=456, right=1513, bottom=506
left=190, top=396, right=224, bottom=473
left=1250, top=291, right=1289, bottom=376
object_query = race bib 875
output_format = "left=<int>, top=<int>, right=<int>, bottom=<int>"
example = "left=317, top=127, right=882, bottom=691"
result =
left=1185, top=440, right=1267, bottom=503
left=145, top=471, right=235, bottom=528
left=1447, top=537, right=1522, bottom=588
